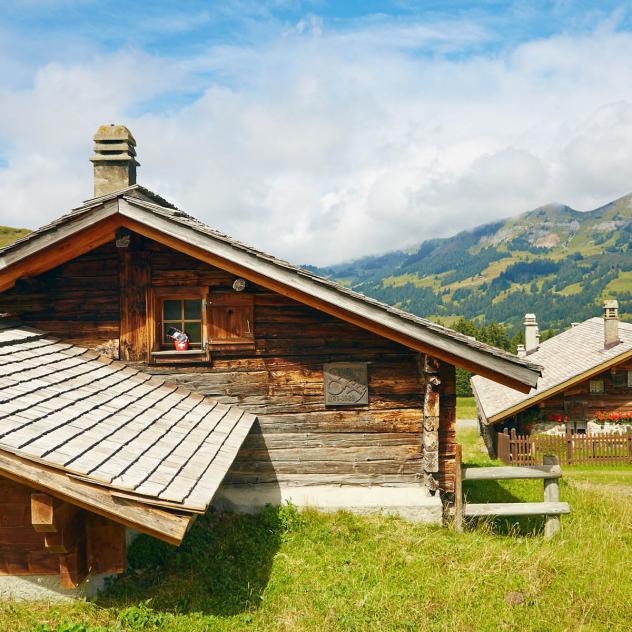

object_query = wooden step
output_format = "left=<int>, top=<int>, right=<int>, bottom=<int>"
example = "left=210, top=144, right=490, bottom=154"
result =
left=462, top=465, right=562, bottom=481
left=464, top=502, right=570, bottom=518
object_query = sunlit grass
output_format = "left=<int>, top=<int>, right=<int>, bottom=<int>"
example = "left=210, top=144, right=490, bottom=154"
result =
left=3, top=428, right=631, bottom=632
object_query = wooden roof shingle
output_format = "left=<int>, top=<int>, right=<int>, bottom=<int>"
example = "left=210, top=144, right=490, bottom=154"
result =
left=0, top=322, right=256, bottom=513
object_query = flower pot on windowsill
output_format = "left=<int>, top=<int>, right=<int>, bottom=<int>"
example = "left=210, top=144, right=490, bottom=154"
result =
left=174, top=338, right=190, bottom=351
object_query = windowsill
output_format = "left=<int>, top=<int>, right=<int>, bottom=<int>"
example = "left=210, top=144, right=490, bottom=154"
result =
left=150, top=349, right=210, bottom=365
left=151, top=349, right=206, bottom=357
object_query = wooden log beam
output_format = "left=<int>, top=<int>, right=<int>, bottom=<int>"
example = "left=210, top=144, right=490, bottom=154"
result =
left=462, top=465, right=562, bottom=481
left=0, top=449, right=191, bottom=545
left=30, top=493, right=55, bottom=532
left=86, top=513, right=126, bottom=575
left=43, top=506, right=82, bottom=554
left=421, top=354, right=440, bottom=491
left=0, top=212, right=120, bottom=294
left=118, top=234, right=150, bottom=361
left=465, top=501, right=570, bottom=517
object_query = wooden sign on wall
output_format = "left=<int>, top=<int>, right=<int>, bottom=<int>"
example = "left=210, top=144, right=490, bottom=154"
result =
left=324, top=363, right=369, bottom=406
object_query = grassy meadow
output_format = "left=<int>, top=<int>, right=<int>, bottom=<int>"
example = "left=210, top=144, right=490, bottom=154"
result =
left=456, top=396, right=477, bottom=420
left=2, top=426, right=631, bottom=632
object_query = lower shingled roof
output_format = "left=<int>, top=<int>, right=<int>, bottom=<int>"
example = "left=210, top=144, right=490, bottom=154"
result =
left=0, top=322, right=256, bottom=512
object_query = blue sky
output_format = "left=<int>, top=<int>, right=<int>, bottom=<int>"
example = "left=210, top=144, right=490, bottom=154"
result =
left=2, top=1, right=632, bottom=263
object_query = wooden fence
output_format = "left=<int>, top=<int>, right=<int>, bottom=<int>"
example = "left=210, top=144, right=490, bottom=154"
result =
left=497, top=427, right=632, bottom=466
left=453, top=445, right=569, bottom=538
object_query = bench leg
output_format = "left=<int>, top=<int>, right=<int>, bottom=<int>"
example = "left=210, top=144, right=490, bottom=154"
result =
left=543, top=455, right=561, bottom=538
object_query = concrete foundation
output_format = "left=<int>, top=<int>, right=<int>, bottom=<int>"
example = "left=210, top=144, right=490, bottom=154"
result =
left=0, top=573, right=110, bottom=602
left=213, top=483, right=444, bottom=523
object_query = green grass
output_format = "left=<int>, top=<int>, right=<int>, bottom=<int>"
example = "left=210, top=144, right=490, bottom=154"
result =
left=456, top=396, right=477, bottom=420
left=605, top=270, right=632, bottom=294
left=0, top=225, right=30, bottom=248
left=3, top=428, right=632, bottom=632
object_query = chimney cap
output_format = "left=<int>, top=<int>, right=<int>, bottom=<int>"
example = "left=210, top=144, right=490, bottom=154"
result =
left=524, top=313, right=537, bottom=324
left=92, top=124, right=137, bottom=144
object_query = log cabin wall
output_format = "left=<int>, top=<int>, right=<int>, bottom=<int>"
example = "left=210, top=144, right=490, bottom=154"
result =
left=0, top=242, right=120, bottom=356
left=0, top=234, right=457, bottom=496
left=0, top=477, right=125, bottom=585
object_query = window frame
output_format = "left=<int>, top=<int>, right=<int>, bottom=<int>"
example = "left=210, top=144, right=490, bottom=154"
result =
left=589, top=379, right=605, bottom=394
left=611, top=370, right=627, bottom=389
left=147, top=286, right=209, bottom=362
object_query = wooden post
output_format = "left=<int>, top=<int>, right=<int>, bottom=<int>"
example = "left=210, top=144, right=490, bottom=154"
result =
left=566, top=424, right=573, bottom=465
left=543, top=454, right=561, bottom=538
left=421, top=354, right=441, bottom=492
left=454, top=443, right=463, bottom=533
left=498, top=429, right=510, bottom=464
left=627, top=427, right=632, bottom=462
left=119, top=233, right=151, bottom=362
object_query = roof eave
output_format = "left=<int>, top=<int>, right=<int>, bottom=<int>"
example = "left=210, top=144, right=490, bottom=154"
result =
left=476, top=345, right=632, bottom=425
left=118, top=199, right=540, bottom=391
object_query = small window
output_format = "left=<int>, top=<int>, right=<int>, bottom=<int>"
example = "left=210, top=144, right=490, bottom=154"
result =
left=627, top=370, right=632, bottom=388
left=589, top=379, right=604, bottom=394
left=612, top=371, right=626, bottom=388
left=148, top=287, right=209, bottom=361
left=161, top=298, right=203, bottom=347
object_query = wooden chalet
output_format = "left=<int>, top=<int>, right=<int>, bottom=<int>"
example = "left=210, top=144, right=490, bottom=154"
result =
left=0, top=125, right=540, bottom=593
left=473, top=302, right=632, bottom=456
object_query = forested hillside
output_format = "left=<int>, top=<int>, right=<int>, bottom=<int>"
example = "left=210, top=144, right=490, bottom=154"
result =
left=308, top=194, right=632, bottom=334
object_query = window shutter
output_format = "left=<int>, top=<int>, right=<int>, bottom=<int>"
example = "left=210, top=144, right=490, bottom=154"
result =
left=209, top=293, right=254, bottom=346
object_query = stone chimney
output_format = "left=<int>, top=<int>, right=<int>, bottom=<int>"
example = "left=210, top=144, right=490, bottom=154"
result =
left=90, top=124, right=139, bottom=198
left=516, top=344, right=526, bottom=358
left=524, top=313, right=539, bottom=354
left=603, top=299, right=620, bottom=348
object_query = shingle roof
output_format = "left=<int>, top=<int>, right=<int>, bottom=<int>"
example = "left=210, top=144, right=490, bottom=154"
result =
left=0, top=185, right=540, bottom=390
left=0, top=322, right=256, bottom=512
left=472, top=317, right=632, bottom=424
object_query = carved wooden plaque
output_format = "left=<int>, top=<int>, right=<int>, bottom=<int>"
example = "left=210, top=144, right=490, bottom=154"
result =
left=324, top=363, right=368, bottom=406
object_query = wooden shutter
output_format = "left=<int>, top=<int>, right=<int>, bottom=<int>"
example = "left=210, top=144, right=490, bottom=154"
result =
left=208, top=292, right=254, bottom=346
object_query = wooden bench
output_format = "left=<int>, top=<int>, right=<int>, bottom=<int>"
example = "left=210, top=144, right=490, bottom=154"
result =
left=453, top=446, right=570, bottom=538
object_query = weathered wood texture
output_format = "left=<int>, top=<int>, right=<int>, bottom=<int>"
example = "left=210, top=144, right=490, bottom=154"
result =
left=1, top=237, right=460, bottom=494
left=0, top=476, right=126, bottom=581
left=0, top=242, right=120, bottom=355
left=119, top=235, right=150, bottom=361
left=438, top=362, right=457, bottom=493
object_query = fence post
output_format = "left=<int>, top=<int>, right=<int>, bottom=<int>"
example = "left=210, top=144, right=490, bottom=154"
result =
left=510, top=428, right=518, bottom=464
left=498, top=430, right=509, bottom=464
left=566, top=424, right=573, bottom=465
left=454, top=444, right=463, bottom=533
left=543, top=454, right=561, bottom=538
left=627, top=427, right=632, bottom=462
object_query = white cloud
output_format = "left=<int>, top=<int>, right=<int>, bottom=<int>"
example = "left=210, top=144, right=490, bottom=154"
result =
left=3, top=17, right=632, bottom=264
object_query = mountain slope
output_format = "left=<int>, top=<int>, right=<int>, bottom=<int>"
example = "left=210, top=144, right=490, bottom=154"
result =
left=0, top=226, right=30, bottom=248
left=308, top=194, right=632, bottom=333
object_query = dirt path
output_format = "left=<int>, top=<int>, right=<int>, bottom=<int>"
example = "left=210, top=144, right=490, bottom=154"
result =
left=569, top=480, right=632, bottom=496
